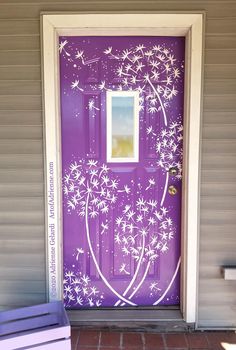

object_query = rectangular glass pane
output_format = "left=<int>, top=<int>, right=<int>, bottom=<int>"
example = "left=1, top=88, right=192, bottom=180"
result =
left=111, top=96, right=135, bottom=158
left=107, top=91, right=139, bottom=163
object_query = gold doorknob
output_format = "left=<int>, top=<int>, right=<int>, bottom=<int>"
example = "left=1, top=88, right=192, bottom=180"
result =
left=168, top=185, right=178, bottom=195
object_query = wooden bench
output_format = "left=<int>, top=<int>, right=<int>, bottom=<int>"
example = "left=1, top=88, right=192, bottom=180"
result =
left=0, top=301, right=71, bottom=350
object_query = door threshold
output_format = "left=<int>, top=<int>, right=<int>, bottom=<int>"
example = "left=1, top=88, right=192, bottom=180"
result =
left=67, top=309, right=191, bottom=332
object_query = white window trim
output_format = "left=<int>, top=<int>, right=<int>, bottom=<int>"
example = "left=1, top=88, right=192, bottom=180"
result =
left=106, top=90, right=139, bottom=163
left=41, top=12, right=204, bottom=324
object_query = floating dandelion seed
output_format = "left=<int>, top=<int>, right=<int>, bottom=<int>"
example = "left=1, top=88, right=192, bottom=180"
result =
left=88, top=99, right=100, bottom=111
left=146, top=178, right=155, bottom=190
left=104, top=47, right=113, bottom=55
left=71, top=80, right=84, bottom=91
left=119, top=263, right=130, bottom=275
left=59, top=40, right=70, bottom=56
left=75, top=247, right=84, bottom=260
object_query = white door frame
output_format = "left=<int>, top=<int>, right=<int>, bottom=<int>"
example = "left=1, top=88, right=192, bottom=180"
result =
left=41, top=12, right=204, bottom=324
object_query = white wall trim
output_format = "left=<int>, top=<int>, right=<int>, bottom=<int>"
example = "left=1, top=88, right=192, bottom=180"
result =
left=41, top=12, right=204, bottom=324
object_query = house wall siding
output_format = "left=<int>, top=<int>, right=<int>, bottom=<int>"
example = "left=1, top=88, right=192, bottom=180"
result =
left=0, top=0, right=235, bottom=328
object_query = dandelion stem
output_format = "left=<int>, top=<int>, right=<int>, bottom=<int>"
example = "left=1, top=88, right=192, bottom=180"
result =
left=85, top=194, right=137, bottom=306
left=128, top=261, right=151, bottom=300
left=160, top=172, right=169, bottom=207
left=119, top=260, right=151, bottom=306
left=146, top=76, right=167, bottom=126
left=114, top=231, right=146, bottom=307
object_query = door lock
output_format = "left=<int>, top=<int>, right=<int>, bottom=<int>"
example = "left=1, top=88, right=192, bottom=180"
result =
left=169, top=167, right=178, bottom=176
left=168, top=185, right=178, bottom=196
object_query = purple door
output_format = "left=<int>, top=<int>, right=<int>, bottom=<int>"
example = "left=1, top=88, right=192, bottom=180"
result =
left=60, top=36, right=185, bottom=308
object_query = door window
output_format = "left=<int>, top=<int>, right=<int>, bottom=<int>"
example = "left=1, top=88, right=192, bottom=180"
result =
left=107, top=91, right=139, bottom=162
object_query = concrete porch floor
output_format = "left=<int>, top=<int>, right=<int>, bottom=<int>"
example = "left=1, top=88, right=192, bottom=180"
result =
left=71, top=329, right=236, bottom=350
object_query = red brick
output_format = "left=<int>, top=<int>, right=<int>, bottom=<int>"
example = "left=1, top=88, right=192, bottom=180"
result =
left=71, top=328, right=80, bottom=348
left=100, top=332, right=120, bottom=347
left=206, top=332, right=234, bottom=350
left=165, top=333, right=188, bottom=348
left=145, top=333, right=164, bottom=349
left=123, top=332, right=143, bottom=348
left=228, top=332, right=236, bottom=342
left=78, top=330, right=100, bottom=346
left=186, top=333, right=209, bottom=349
left=99, top=348, right=120, bottom=350
left=77, top=347, right=98, bottom=350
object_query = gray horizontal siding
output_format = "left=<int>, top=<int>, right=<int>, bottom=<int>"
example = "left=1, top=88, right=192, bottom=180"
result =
left=0, top=2, right=235, bottom=18
left=0, top=0, right=235, bottom=329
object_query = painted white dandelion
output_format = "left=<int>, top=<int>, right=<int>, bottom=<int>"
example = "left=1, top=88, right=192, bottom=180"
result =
left=83, top=291, right=91, bottom=302
left=98, top=81, right=106, bottom=90
left=104, top=46, right=113, bottom=55
left=81, top=275, right=90, bottom=285
left=124, top=185, right=131, bottom=194
left=91, top=178, right=99, bottom=188
left=126, top=210, right=135, bottom=221
left=76, top=296, right=83, bottom=305
left=153, top=44, right=162, bottom=52
left=136, top=44, right=146, bottom=52
left=70, top=162, right=80, bottom=172
left=137, top=214, right=143, bottom=223
left=122, top=246, right=130, bottom=255
left=101, top=175, right=109, bottom=185
left=101, top=205, right=109, bottom=214
left=75, top=247, right=84, bottom=260
left=150, top=59, right=160, bottom=68
left=90, top=286, right=99, bottom=296
left=87, top=160, right=98, bottom=168
left=115, top=233, right=121, bottom=244
left=146, top=178, right=155, bottom=190
left=136, top=61, right=145, bottom=72
left=68, top=294, right=75, bottom=302
left=148, top=200, right=158, bottom=209
left=148, top=106, right=158, bottom=114
left=71, top=80, right=84, bottom=91
left=88, top=99, right=100, bottom=111
left=110, top=179, right=118, bottom=189
left=59, top=40, right=70, bottom=56
left=161, top=243, right=169, bottom=253
left=145, top=50, right=154, bottom=59
left=68, top=200, right=75, bottom=210
left=117, top=66, right=128, bottom=77
left=100, top=164, right=109, bottom=176
left=136, top=197, right=145, bottom=208
left=121, top=49, right=132, bottom=60
left=173, top=68, right=181, bottom=78
left=150, top=282, right=161, bottom=292
left=75, top=50, right=84, bottom=62
left=119, top=263, right=130, bottom=275
left=101, top=222, right=108, bottom=235
left=65, top=271, right=75, bottom=283
left=148, top=217, right=156, bottom=225
left=89, top=210, right=98, bottom=218
left=151, top=70, right=160, bottom=80
left=154, top=210, right=163, bottom=221
left=161, top=207, right=168, bottom=216
left=118, top=185, right=131, bottom=194
left=74, top=286, right=81, bottom=294
left=116, top=217, right=123, bottom=226
left=164, top=63, right=171, bottom=73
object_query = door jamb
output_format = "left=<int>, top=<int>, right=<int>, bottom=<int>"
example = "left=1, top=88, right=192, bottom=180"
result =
left=41, top=12, right=204, bottom=325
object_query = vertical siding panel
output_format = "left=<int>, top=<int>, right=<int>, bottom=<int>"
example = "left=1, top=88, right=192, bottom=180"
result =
left=0, top=0, right=235, bottom=328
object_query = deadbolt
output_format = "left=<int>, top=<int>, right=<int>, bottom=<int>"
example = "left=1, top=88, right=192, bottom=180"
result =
left=168, top=185, right=178, bottom=196
left=169, top=167, right=178, bottom=176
